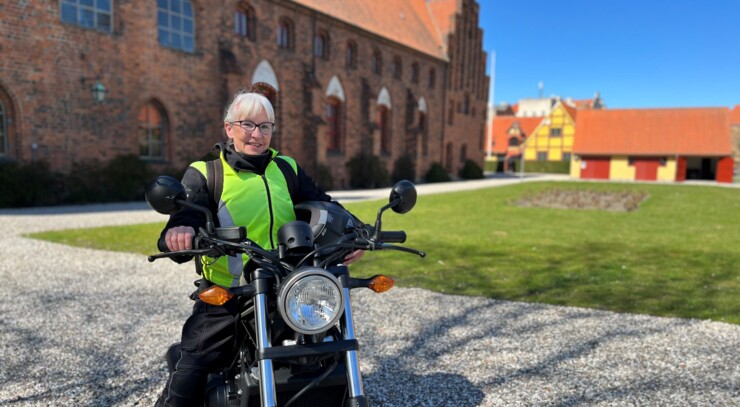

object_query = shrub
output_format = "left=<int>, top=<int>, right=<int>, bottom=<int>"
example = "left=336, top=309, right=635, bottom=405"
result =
left=63, top=159, right=106, bottom=203
left=346, top=153, right=390, bottom=189
left=102, top=154, right=153, bottom=202
left=313, top=163, right=334, bottom=191
left=0, top=160, right=22, bottom=207
left=521, top=160, right=571, bottom=174
left=0, top=160, right=62, bottom=207
left=424, top=162, right=451, bottom=183
left=157, top=164, right=187, bottom=181
left=459, top=159, right=484, bottom=179
left=484, top=158, right=499, bottom=172
left=392, top=154, right=415, bottom=183
left=0, top=155, right=160, bottom=208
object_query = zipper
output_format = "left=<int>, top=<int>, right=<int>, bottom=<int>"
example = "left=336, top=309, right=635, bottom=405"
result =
left=261, top=174, right=276, bottom=249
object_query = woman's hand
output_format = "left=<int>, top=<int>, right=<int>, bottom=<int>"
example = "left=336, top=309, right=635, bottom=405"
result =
left=165, top=226, right=195, bottom=251
left=343, top=249, right=365, bottom=265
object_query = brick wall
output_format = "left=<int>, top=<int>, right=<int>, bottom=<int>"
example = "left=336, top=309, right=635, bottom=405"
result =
left=1, top=1, right=227, bottom=172
left=0, top=0, right=488, bottom=187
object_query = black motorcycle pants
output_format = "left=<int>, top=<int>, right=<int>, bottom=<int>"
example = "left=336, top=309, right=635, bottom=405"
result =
left=157, top=287, right=241, bottom=407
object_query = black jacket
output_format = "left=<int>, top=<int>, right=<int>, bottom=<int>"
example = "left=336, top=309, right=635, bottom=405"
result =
left=157, top=143, right=333, bottom=257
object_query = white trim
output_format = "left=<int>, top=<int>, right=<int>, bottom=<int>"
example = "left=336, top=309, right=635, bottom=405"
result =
left=417, top=96, right=427, bottom=114
left=251, top=60, right=280, bottom=91
left=325, top=76, right=345, bottom=102
left=377, top=87, right=392, bottom=109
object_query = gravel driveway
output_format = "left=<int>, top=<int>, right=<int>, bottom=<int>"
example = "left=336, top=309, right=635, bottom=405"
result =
left=0, top=188, right=738, bottom=406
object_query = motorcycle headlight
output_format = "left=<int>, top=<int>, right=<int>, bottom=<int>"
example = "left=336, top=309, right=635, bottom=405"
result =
left=277, top=268, right=345, bottom=335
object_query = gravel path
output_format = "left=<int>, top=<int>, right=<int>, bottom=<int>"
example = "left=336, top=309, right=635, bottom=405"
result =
left=0, top=193, right=738, bottom=406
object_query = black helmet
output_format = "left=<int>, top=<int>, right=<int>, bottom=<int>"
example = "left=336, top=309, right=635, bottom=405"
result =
left=294, top=201, right=358, bottom=246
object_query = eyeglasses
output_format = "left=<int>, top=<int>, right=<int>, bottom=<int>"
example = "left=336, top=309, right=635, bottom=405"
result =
left=230, top=120, right=275, bottom=135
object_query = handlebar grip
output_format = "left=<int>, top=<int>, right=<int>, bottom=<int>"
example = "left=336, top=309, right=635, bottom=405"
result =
left=380, top=231, right=406, bottom=243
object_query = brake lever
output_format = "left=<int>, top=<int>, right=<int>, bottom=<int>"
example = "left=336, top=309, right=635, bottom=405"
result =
left=148, top=252, right=172, bottom=262
left=377, top=244, right=426, bottom=258
left=147, top=247, right=222, bottom=262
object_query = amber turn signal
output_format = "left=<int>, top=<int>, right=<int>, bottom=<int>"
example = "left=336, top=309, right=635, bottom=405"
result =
left=367, top=275, right=395, bottom=293
left=198, top=286, right=234, bottom=305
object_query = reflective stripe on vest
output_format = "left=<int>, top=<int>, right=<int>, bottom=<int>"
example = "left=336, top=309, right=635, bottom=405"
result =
left=190, top=149, right=297, bottom=287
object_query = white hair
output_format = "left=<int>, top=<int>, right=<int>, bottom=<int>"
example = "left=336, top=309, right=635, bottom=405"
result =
left=223, top=91, right=275, bottom=123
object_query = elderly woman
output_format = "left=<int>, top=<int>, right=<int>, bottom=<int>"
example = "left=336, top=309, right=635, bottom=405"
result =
left=155, top=84, right=362, bottom=406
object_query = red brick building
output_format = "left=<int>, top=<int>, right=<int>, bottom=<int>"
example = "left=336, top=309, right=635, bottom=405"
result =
left=0, top=0, right=488, bottom=188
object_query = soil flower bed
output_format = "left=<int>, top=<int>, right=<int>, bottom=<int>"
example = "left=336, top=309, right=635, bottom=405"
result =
left=514, top=188, right=649, bottom=212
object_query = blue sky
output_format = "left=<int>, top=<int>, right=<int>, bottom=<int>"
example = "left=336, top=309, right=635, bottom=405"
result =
left=478, top=0, right=740, bottom=109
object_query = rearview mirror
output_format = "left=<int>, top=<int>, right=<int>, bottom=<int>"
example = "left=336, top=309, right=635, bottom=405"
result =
left=145, top=175, right=186, bottom=215
left=389, top=180, right=417, bottom=214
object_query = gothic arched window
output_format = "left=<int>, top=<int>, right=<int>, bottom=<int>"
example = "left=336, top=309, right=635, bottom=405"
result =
left=138, top=102, right=168, bottom=160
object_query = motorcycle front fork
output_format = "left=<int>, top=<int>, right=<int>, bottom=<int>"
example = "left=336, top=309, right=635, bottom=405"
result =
left=252, top=290, right=369, bottom=407
left=341, top=287, right=369, bottom=407
left=254, top=293, right=278, bottom=407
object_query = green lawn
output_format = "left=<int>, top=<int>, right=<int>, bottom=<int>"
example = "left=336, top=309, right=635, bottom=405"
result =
left=28, top=181, right=740, bottom=324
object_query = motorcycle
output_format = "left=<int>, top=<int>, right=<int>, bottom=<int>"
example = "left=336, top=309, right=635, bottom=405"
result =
left=145, top=176, right=426, bottom=407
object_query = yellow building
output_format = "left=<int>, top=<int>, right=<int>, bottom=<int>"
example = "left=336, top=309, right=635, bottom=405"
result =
left=523, top=101, right=577, bottom=162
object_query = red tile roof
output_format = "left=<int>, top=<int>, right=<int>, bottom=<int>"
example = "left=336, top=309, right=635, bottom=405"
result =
left=488, top=116, right=543, bottom=154
left=426, top=0, right=457, bottom=43
left=574, top=108, right=732, bottom=156
left=292, top=0, right=447, bottom=59
left=560, top=101, right=578, bottom=122
left=730, top=105, right=740, bottom=124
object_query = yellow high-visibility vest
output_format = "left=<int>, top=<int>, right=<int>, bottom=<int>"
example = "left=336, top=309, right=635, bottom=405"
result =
left=190, top=149, right=297, bottom=287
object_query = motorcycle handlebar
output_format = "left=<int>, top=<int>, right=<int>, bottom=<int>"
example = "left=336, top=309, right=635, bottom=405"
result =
left=379, top=231, right=406, bottom=243
left=151, top=225, right=422, bottom=265
left=149, top=234, right=279, bottom=265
